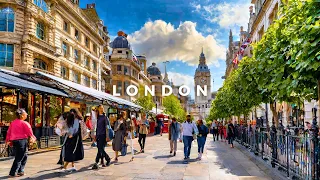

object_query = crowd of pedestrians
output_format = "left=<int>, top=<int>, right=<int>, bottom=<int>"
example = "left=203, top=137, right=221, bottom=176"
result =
left=5, top=107, right=236, bottom=177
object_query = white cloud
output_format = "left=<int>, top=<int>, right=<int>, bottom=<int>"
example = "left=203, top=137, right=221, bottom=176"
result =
left=190, top=2, right=201, bottom=12
left=165, top=72, right=195, bottom=98
left=192, top=1, right=251, bottom=29
left=128, top=20, right=226, bottom=66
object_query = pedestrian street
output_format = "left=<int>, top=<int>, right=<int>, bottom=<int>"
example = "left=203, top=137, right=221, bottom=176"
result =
left=0, top=135, right=285, bottom=180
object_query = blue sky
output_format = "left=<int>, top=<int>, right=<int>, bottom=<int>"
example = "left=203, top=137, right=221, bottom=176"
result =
left=80, top=0, right=251, bottom=98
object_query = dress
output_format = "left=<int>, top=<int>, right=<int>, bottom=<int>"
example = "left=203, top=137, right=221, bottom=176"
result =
left=63, top=119, right=84, bottom=162
left=112, top=120, right=126, bottom=151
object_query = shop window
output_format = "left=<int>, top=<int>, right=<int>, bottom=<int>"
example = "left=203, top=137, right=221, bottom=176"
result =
left=36, top=22, right=45, bottom=40
left=62, top=42, right=68, bottom=57
left=33, top=0, right=48, bottom=13
left=0, top=89, right=17, bottom=126
left=61, top=66, right=68, bottom=79
left=0, top=43, right=13, bottom=67
left=92, top=79, right=97, bottom=89
left=48, top=96, right=62, bottom=126
left=0, top=7, right=14, bottom=32
left=83, top=76, right=89, bottom=87
left=35, top=94, right=43, bottom=128
left=33, top=58, right=47, bottom=70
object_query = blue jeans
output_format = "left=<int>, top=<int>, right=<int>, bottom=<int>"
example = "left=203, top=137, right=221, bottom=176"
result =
left=9, top=139, right=28, bottom=176
left=197, top=136, right=206, bottom=153
left=183, top=136, right=193, bottom=158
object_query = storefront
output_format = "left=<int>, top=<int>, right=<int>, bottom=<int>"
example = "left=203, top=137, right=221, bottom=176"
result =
left=0, top=70, right=68, bottom=155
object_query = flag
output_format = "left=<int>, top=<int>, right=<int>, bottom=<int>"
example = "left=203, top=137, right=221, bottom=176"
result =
left=232, top=54, right=238, bottom=65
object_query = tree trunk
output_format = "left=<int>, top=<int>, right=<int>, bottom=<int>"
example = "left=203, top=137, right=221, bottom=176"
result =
left=270, top=102, right=278, bottom=127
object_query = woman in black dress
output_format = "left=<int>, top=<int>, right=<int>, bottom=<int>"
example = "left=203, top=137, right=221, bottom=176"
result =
left=60, top=109, right=84, bottom=172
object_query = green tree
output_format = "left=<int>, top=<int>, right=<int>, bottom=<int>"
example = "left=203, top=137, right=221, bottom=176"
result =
left=163, top=94, right=186, bottom=122
left=135, top=85, right=155, bottom=113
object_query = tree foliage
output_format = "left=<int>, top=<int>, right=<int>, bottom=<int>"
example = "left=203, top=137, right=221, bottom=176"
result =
left=163, top=94, right=186, bottom=122
left=135, top=85, right=155, bottom=113
left=210, top=0, right=320, bottom=120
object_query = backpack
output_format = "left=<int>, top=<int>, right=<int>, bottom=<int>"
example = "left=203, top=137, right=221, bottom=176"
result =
left=54, top=116, right=68, bottom=136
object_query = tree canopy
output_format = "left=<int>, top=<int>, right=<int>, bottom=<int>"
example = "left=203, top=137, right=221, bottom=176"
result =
left=135, top=85, right=155, bottom=113
left=163, top=94, right=186, bottom=122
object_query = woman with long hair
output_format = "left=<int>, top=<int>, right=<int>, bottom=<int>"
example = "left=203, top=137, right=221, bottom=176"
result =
left=60, top=109, right=84, bottom=172
left=6, top=109, right=36, bottom=177
left=138, top=112, right=149, bottom=153
left=57, top=112, right=70, bottom=166
left=112, top=111, right=126, bottom=162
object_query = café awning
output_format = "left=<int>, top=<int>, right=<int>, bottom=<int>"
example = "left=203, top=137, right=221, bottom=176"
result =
left=0, top=70, right=68, bottom=97
left=36, top=72, right=141, bottom=110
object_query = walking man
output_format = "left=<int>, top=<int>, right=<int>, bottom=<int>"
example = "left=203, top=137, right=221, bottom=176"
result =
left=180, top=115, right=198, bottom=160
left=169, top=117, right=181, bottom=156
left=210, top=120, right=218, bottom=141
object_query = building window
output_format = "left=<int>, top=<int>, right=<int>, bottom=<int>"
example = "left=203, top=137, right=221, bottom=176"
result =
left=0, top=43, right=13, bottom=67
left=124, top=81, right=130, bottom=96
left=118, top=50, right=122, bottom=54
left=63, top=21, right=68, bottom=32
left=92, top=79, right=97, bottom=89
left=93, top=43, right=97, bottom=54
left=92, top=61, right=97, bottom=72
left=33, top=58, right=47, bottom=70
left=124, top=66, right=129, bottom=75
left=84, top=56, right=89, bottom=68
left=117, top=65, right=122, bottom=72
left=101, top=79, right=106, bottom=92
left=61, top=66, right=68, bottom=78
left=141, top=62, right=144, bottom=71
left=36, top=22, right=45, bottom=40
left=72, top=71, right=80, bottom=84
left=0, top=7, right=14, bottom=32
left=74, top=49, right=79, bottom=62
left=62, top=42, right=68, bottom=57
left=83, top=76, right=89, bottom=87
left=258, top=26, right=264, bottom=41
left=75, top=29, right=79, bottom=40
left=116, top=81, right=122, bottom=95
left=33, top=0, right=48, bottom=13
left=85, top=37, right=89, bottom=48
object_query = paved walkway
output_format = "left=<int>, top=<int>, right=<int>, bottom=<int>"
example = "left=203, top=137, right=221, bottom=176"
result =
left=0, top=135, right=284, bottom=180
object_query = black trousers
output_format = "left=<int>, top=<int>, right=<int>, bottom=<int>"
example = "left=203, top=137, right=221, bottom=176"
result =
left=95, top=135, right=110, bottom=163
left=138, top=134, right=146, bottom=150
left=9, top=139, right=28, bottom=176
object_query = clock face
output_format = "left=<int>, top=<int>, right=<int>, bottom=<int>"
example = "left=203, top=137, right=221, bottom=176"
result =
left=200, top=78, right=206, bottom=84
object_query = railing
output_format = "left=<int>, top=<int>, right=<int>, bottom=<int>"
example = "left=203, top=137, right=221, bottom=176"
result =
left=235, top=112, right=319, bottom=180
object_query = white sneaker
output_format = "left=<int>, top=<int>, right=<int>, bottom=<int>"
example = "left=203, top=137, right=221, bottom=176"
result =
left=68, top=167, right=77, bottom=172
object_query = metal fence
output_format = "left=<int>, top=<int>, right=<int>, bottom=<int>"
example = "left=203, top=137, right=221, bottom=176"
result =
left=235, top=110, right=319, bottom=180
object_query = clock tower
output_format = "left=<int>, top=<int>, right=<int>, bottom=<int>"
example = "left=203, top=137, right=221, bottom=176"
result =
left=194, top=48, right=212, bottom=119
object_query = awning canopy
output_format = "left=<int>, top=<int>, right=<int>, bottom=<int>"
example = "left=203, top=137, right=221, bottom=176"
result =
left=0, top=70, right=68, bottom=97
left=36, top=72, right=141, bottom=110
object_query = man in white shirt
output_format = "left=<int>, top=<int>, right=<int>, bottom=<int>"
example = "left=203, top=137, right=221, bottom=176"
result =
left=211, top=120, right=218, bottom=141
left=180, top=115, right=198, bottom=160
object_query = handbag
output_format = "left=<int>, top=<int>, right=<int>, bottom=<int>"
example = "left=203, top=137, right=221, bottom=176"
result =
left=107, top=125, right=114, bottom=142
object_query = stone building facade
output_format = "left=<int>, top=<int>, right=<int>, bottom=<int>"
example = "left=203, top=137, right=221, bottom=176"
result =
left=0, top=0, right=110, bottom=91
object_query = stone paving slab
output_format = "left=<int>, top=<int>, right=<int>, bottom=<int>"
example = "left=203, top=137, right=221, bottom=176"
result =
left=0, top=135, right=286, bottom=180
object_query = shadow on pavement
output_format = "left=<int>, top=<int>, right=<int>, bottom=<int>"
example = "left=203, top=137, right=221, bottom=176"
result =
left=167, top=159, right=197, bottom=164
left=153, top=155, right=172, bottom=159
left=18, top=164, right=95, bottom=180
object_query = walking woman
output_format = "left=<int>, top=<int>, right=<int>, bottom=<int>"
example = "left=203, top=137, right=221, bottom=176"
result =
left=61, top=109, right=84, bottom=172
left=218, top=122, right=224, bottom=142
left=126, top=115, right=136, bottom=161
left=6, top=109, right=36, bottom=177
left=138, top=112, right=149, bottom=153
left=227, top=120, right=235, bottom=148
left=92, top=105, right=111, bottom=169
left=196, top=119, right=209, bottom=160
left=112, top=111, right=126, bottom=162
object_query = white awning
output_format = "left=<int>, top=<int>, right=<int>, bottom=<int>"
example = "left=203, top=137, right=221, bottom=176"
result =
left=0, top=70, right=68, bottom=97
left=37, top=72, right=141, bottom=109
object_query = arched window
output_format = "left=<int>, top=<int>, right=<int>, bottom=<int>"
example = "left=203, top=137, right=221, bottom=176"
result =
left=34, top=0, right=48, bottom=13
left=0, top=7, right=14, bottom=32
left=36, top=22, right=45, bottom=40
left=33, top=58, right=47, bottom=70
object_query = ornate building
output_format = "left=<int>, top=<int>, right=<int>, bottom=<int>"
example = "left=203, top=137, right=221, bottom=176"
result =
left=194, top=49, right=212, bottom=119
left=110, top=31, right=151, bottom=102
left=147, top=62, right=164, bottom=107
left=0, top=0, right=110, bottom=91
